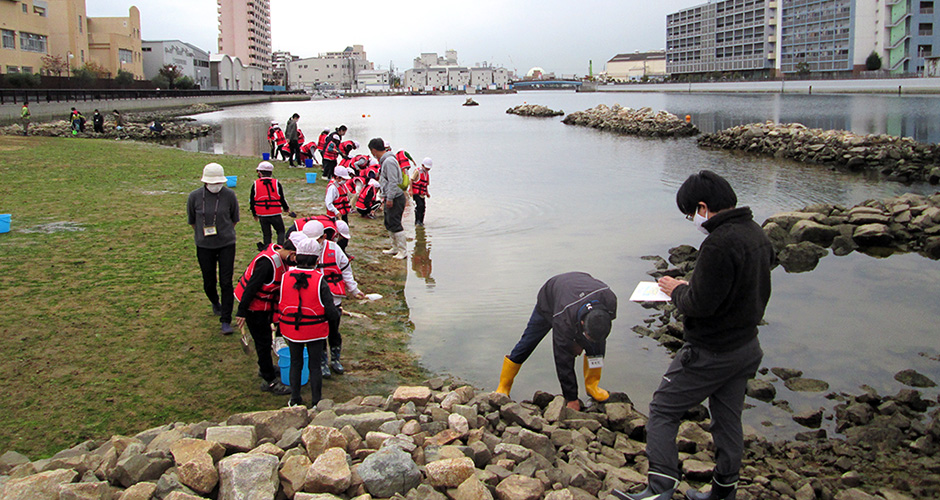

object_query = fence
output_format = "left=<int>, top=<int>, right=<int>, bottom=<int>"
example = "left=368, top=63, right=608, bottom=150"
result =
left=0, top=88, right=306, bottom=106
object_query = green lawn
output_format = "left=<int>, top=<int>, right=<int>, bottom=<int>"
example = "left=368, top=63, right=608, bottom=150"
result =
left=0, top=135, right=424, bottom=458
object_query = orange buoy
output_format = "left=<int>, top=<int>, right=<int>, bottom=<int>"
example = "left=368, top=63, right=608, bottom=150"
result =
left=685, top=115, right=691, bottom=123
left=362, top=114, right=366, bottom=118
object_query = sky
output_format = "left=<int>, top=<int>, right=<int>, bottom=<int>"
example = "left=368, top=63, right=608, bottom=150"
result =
left=88, top=0, right=705, bottom=76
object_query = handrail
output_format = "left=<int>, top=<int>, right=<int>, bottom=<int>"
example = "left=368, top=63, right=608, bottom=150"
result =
left=0, top=88, right=300, bottom=106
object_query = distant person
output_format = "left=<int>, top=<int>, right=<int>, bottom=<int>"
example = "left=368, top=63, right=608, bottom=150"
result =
left=615, top=170, right=774, bottom=500
left=321, top=125, right=346, bottom=180
left=495, top=272, right=617, bottom=411
left=370, top=137, right=407, bottom=259
left=70, top=108, right=83, bottom=134
left=355, top=175, right=381, bottom=219
left=338, top=139, right=358, bottom=161
left=92, top=109, right=104, bottom=133
left=113, top=110, right=125, bottom=131
left=411, top=157, right=431, bottom=226
left=325, top=166, right=352, bottom=223
left=20, top=102, right=30, bottom=136
left=267, top=120, right=281, bottom=159
left=285, top=113, right=300, bottom=167
left=250, top=161, right=292, bottom=249
left=149, top=120, right=164, bottom=134
left=187, top=163, right=240, bottom=335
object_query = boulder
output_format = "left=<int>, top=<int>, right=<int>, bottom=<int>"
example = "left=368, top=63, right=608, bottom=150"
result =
left=114, top=452, right=173, bottom=488
left=205, top=425, right=257, bottom=453
left=279, top=454, right=312, bottom=498
left=118, top=482, right=158, bottom=500
left=746, top=379, right=776, bottom=402
left=770, top=367, right=803, bottom=380
left=682, top=459, right=715, bottom=481
left=499, top=403, right=543, bottom=432
left=169, top=438, right=226, bottom=465
left=392, top=386, right=432, bottom=406
left=455, top=474, right=494, bottom=500
left=792, top=408, right=824, bottom=428
left=834, top=488, right=880, bottom=500
left=218, top=453, right=279, bottom=500
left=302, top=425, right=348, bottom=460
left=227, top=406, right=310, bottom=441
left=305, top=447, right=351, bottom=494
left=784, top=378, right=830, bottom=393
left=0, top=469, right=78, bottom=500
left=425, top=457, right=476, bottom=488
left=791, top=220, right=839, bottom=247
left=332, top=411, right=397, bottom=435
left=778, top=242, right=828, bottom=273
left=494, top=474, right=545, bottom=500
left=176, top=455, right=218, bottom=495
left=58, top=481, right=112, bottom=500
left=358, top=445, right=421, bottom=498
left=852, top=223, right=893, bottom=247
left=894, top=369, right=937, bottom=388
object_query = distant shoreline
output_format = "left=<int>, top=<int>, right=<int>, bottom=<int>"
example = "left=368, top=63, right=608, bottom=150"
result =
left=595, top=77, right=940, bottom=95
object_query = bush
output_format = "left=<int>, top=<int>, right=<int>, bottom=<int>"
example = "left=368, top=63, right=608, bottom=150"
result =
left=151, top=74, right=170, bottom=89
left=115, top=70, right=135, bottom=88
left=3, top=72, right=41, bottom=88
left=866, top=51, right=883, bottom=71
left=71, top=67, right=97, bottom=88
left=175, top=75, right=195, bottom=90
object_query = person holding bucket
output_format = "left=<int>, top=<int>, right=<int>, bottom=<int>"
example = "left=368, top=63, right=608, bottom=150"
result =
left=277, top=230, right=340, bottom=408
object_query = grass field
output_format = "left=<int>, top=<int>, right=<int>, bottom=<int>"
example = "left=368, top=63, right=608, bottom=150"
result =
left=0, top=135, right=425, bottom=458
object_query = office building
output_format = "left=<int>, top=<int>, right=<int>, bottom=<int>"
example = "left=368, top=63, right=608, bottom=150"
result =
left=605, top=51, right=667, bottom=81
left=287, top=45, right=373, bottom=92
left=85, top=6, right=142, bottom=78
left=217, top=0, right=271, bottom=79
left=142, top=40, right=210, bottom=89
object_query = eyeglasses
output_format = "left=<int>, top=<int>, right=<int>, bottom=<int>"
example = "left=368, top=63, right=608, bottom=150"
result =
left=685, top=212, right=695, bottom=221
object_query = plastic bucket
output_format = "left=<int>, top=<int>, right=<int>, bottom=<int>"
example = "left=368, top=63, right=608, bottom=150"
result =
left=277, top=346, right=309, bottom=386
left=0, top=214, right=10, bottom=234
left=262, top=152, right=270, bottom=161
left=305, top=172, right=317, bottom=184
left=305, top=158, right=313, bottom=168
left=225, top=175, right=237, bottom=188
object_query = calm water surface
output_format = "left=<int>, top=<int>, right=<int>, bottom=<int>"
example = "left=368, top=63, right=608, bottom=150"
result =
left=184, top=92, right=940, bottom=437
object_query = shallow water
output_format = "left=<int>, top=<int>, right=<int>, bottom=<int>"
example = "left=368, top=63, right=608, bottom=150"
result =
left=184, top=92, right=940, bottom=437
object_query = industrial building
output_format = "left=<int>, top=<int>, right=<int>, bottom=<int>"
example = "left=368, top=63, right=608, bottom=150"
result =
left=287, top=45, right=373, bottom=92
left=403, top=50, right=510, bottom=91
left=141, top=40, right=210, bottom=89
left=604, top=51, right=667, bottom=81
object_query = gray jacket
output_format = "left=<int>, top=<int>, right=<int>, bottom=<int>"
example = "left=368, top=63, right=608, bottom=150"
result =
left=378, top=151, right=404, bottom=200
left=285, top=118, right=298, bottom=141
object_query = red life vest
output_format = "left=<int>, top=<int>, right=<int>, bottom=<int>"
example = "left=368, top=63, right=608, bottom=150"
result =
left=339, top=140, right=356, bottom=159
left=323, top=139, right=339, bottom=161
left=297, top=128, right=305, bottom=144
left=326, top=180, right=351, bottom=217
left=274, top=128, right=287, bottom=146
left=234, top=244, right=287, bottom=312
left=412, top=168, right=429, bottom=196
left=253, top=178, right=283, bottom=216
left=356, top=183, right=378, bottom=211
left=395, top=150, right=412, bottom=169
left=278, top=268, right=329, bottom=342
left=317, top=130, right=330, bottom=152
left=267, top=126, right=279, bottom=141
left=295, top=215, right=337, bottom=236
left=316, top=240, right=348, bottom=296
left=339, top=157, right=352, bottom=169
left=301, top=142, right=315, bottom=156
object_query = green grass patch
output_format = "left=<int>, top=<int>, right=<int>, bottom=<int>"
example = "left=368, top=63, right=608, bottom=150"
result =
left=0, top=135, right=425, bottom=458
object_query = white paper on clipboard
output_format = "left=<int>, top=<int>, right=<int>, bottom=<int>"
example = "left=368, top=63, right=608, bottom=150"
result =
left=629, top=281, right=672, bottom=302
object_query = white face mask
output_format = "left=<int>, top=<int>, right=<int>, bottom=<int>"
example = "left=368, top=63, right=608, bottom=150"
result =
left=693, top=210, right=710, bottom=235
left=206, top=183, right=224, bottom=193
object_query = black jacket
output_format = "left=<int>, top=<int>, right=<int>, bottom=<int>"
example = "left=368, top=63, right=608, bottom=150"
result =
left=672, top=207, right=774, bottom=352
left=536, top=272, right=618, bottom=402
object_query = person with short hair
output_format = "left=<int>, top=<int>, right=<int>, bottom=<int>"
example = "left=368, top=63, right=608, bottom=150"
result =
left=411, top=157, right=432, bottom=226
left=616, top=170, right=774, bottom=500
left=20, top=102, right=30, bottom=136
left=250, top=161, right=291, bottom=248
left=322, top=125, right=346, bottom=180
left=187, top=163, right=240, bottom=335
left=285, top=113, right=301, bottom=167
left=495, top=272, right=618, bottom=411
left=369, top=137, right=407, bottom=259
left=92, top=109, right=104, bottom=133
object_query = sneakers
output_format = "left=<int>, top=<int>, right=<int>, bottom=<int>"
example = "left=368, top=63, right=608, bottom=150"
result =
left=329, top=346, right=344, bottom=375
left=261, top=380, right=291, bottom=395
left=211, top=302, right=222, bottom=316
left=256, top=241, right=266, bottom=251
left=287, top=398, right=304, bottom=408
left=321, top=351, right=332, bottom=379
left=220, top=322, right=234, bottom=335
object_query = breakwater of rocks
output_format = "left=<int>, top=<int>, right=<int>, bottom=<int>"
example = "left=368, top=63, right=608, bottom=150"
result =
left=506, top=105, right=564, bottom=118
left=697, top=122, right=940, bottom=185
left=1, top=377, right=938, bottom=500
left=561, top=104, right=699, bottom=138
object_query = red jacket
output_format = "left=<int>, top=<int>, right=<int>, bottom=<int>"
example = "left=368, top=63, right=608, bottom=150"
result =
left=412, top=168, right=429, bottom=196
left=316, top=240, right=348, bottom=296
left=234, top=244, right=287, bottom=313
left=277, top=268, right=329, bottom=342
left=252, top=178, right=284, bottom=216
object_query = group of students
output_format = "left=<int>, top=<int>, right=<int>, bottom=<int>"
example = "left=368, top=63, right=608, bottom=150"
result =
left=67, top=108, right=126, bottom=135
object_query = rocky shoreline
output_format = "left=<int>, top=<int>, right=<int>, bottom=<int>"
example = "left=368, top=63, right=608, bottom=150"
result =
left=561, top=105, right=699, bottom=138
left=697, top=122, right=940, bottom=185
left=506, top=105, right=564, bottom=118
left=0, top=377, right=936, bottom=500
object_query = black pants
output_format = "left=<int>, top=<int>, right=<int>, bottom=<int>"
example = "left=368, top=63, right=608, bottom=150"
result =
left=269, top=141, right=277, bottom=158
left=322, top=159, right=337, bottom=180
left=288, top=339, right=325, bottom=405
left=245, top=310, right=277, bottom=382
left=259, top=215, right=285, bottom=246
left=327, top=303, right=342, bottom=349
left=196, top=244, right=236, bottom=323
left=413, top=194, right=426, bottom=225
left=289, top=140, right=300, bottom=166
left=384, top=194, right=406, bottom=233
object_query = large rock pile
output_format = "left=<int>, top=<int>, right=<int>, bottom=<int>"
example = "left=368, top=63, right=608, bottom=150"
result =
left=697, top=122, right=940, bottom=184
left=1, top=379, right=937, bottom=500
left=0, top=119, right=213, bottom=141
left=506, top=105, right=564, bottom=118
left=561, top=104, right=699, bottom=138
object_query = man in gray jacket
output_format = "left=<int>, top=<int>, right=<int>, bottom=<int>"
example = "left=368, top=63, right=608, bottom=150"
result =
left=285, top=113, right=300, bottom=167
left=369, top=138, right=407, bottom=259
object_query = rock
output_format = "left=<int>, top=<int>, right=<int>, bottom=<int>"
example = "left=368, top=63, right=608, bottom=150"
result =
left=795, top=482, right=815, bottom=500
left=0, top=469, right=78, bottom=500
left=58, top=481, right=112, bottom=500
left=770, top=367, right=803, bottom=380
left=153, top=471, right=197, bottom=500
left=517, top=428, right=555, bottom=460
left=746, top=379, right=776, bottom=402
left=682, top=458, right=715, bottom=481
left=852, top=223, right=893, bottom=247
left=406, top=484, right=448, bottom=500
left=791, top=220, right=839, bottom=247
left=499, top=403, right=543, bottom=432
left=449, top=413, right=470, bottom=436
left=507, top=104, right=564, bottom=118
left=425, top=457, right=475, bottom=488
left=677, top=421, right=713, bottom=453
left=455, top=474, right=494, bottom=500
left=205, top=425, right=257, bottom=453
left=0, top=451, right=31, bottom=474
left=169, top=438, right=225, bottom=465
left=793, top=408, right=824, bottom=428
left=163, top=492, right=205, bottom=500
left=295, top=493, right=345, bottom=500
left=226, top=406, right=310, bottom=441
left=494, top=443, right=532, bottom=462
left=176, top=456, right=218, bottom=495
left=305, top=447, right=352, bottom=494
left=332, top=411, right=397, bottom=435
left=218, top=453, right=279, bottom=500
left=302, top=425, right=348, bottom=459
left=831, top=234, right=859, bottom=256
left=833, top=488, right=879, bottom=500
left=494, top=474, right=545, bottom=500
left=894, top=369, right=937, bottom=388
left=279, top=454, right=312, bottom=498
left=118, top=482, right=158, bottom=500
left=358, top=445, right=421, bottom=497
left=784, top=378, right=830, bottom=393
left=249, top=442, right=284, bottom=458
left=114, top=452, right=173, bottom=488
left=778, top=242, right=828, bottom=273
left=393, top=386, right=432, bottom=406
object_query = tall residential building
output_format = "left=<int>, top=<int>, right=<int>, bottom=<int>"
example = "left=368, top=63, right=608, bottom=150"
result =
left=217, top=0, right=272, bottom=79
left=779, top=0, right=881, bottom=74
left=888, top=0, right=940, bottom=73
left=271, top=49, right=297, bottom=85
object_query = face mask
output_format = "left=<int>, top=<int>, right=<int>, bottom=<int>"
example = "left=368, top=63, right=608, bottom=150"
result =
left=206, top=183, right=224, bottom=194
left=693, top=210, right=710, bottom=235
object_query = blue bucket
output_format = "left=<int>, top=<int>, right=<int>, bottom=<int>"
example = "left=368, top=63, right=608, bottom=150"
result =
left=305, top=172, right=317, bottom=184
left=305, top=158, right=313, bottom=168
left=262, top=152, right=271, bottom=161
left=225, top=175, right=237, bottom=188
left=277, top=346, right=309, bottom=386
left=0, top=214, right=10, bottom=234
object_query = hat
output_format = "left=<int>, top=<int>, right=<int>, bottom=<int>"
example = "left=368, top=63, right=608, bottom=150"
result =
left=582, top=306, right=612, bottom=343
left=302, top=220, right=325, bottom=240
left=352, top=140, right=360, bottom=149
left=384, top=140, right=391, bottom=150
left=335, top=220, right=351, bottom=239
left=270, top=120, right=277, bottom=125
left=288, top=231, right=308, bottom=249
left=334, top=166, right=351, bottom=179
left=422, top=157, right=433, bottom=169
left=296, top=237, right=322, bottom=256
left=201, top=163, right=226, bottom=184
left=256, top=161, right=274, bottom=172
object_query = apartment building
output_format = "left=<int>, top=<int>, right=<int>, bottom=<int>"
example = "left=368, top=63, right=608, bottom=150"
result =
left=142, top=40, right=211, bottom=89
left=889, top=0, right=940, bottom=73
left=271, top=49, right=297, bottom=86
left=287, top=48, right=373, bottom=92
left=217, top=0, right=271, bottom=79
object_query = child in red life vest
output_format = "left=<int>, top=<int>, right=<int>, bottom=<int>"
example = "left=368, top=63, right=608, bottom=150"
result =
left=356, top=174, right=382, bottom=219
left=411, top=157, right=432, bottom=226
left=233, top=239, right=297, bottom=396
left=269, top=122, right=287, bottom=160
left=325, top=166, right=352, bottom=224
left=250, top=161, right=293, bottom=249
left=277, top=232, right=340, bottom=407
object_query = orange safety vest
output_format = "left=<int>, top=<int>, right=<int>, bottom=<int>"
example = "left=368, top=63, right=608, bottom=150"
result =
left=316, top=240, right=348, bottom=296
left=277, top=268, right=329, bottom=342
left=396, top=150, right=412, bottom=169
left=326, top=180, right=351, bottom=217
left=273, top=128, right=287, bottom=146
left=253, top=178, right=283, bottom=216
left=234, top=244, right=287, bottom=312
left=295, top=215, right=337, bottom=237
left=356, top=183, right=378, bottom=211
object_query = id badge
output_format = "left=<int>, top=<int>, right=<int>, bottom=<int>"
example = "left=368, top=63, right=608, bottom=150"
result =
left=203, top=225, right=218, bottom=236
left=588, top=356, right=604, bottom=369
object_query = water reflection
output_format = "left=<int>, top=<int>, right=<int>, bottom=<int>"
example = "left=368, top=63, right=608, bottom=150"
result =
left=411, top=227, right=435, bottom=288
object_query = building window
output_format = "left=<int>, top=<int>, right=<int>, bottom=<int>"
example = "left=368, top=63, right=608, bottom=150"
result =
left=919, top=44, right=933, bottom=57
left=22, top=3, right=27, bottom=13
left=920, top=23, right=933, bottom=36
left=19, top=32, right=47, bottom=53
left=2, top=30, right=15, bottom=50
left=922, top=2, right=935, bottom=15
left=142, top=47, right=152, bottom=52
left=22, top=66, right=33, bottom=74
left=7, top=66, right=19, bottom=73
left=119, top=49, right=133, bottom=64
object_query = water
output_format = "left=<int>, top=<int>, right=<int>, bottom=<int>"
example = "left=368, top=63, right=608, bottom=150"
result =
left=183, top=91, right=940, bottom=437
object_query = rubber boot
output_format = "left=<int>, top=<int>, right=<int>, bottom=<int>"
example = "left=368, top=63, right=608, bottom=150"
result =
left=613, top=472, right=679, bottom=500
left=329, top=346, right=344, bottom=375
left=495, top=356, right=522, bottom=396
left=583, top=355, right=610, bottom=402
left=320, top=350, right=332, bottom=379
left=392, top=231, right=407, bottom=260
left=382, top=231, right=397, bottom=254
left=685, top=478, right=737, bottom=500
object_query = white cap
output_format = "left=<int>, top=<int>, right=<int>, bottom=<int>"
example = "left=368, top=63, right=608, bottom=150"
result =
left=201, top=163, right=226, bottom=184
left=256, top=161, right=274, bottom=172
left=369, top=158, right=379, bottom=167
left=334, top=166, right=351, bottom=179
left=335, top=220, right=351, bottom=239
left=352, top=140, right=360, bottom=149
left=383, top=140, right=391, bottom=150
left=288, top=231, right=308, bottom=249
left=302, top=220, right=325, bottom=239
left=296, top=237, right=322, bottom=256
left=422, top=157, right=433, bottom=169
left=368, top=179, right=380, bottom=188
left=270, top=120, right=277, bottom=125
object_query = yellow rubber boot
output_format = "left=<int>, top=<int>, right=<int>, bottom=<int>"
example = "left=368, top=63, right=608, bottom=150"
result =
left=583, top=356, right=610, bottom=402
left=495, top=356, right=522, bottom=396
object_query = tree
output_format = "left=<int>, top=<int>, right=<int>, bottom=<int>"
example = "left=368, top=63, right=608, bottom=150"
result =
left=4, top=72, right=41, bottom=88
left=866, top=51, right=883, bottom=71
left=795, top=61, right=811, bottom=77
left=115, top=69, right=134, bottom=88
left=151, top=74, right=170, bottom=89
left=158, top=64, right=183, bottom=89
left=82, top=61, right=110, bottom=78
left=175, top=75, right=195, bottom=90
left=71, top=66, right=98, bottom=88
left=41, top=54, right=69, bottom=77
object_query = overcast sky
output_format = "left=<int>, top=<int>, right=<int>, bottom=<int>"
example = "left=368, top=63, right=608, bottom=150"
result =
left=89, top=1, right=704, bottom=75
